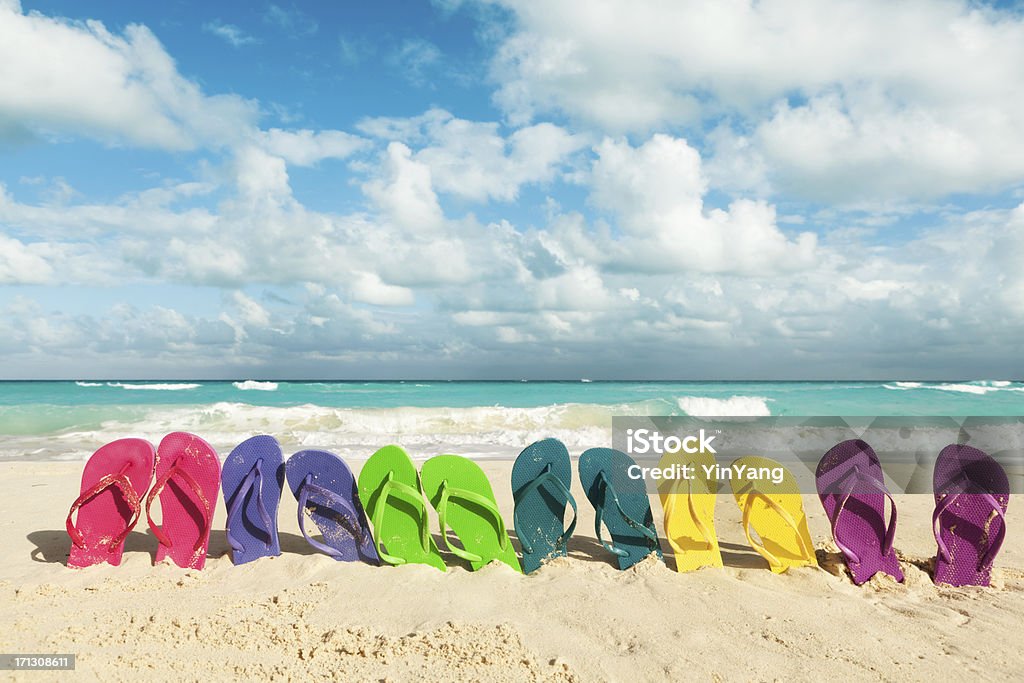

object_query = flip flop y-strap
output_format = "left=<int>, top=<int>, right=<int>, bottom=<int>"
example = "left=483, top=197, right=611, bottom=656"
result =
left=593, top=471, right=660, bottom=558
left=370, top=472, right=431, bottom=566
left=513, top=464, right=579, bottom=555
left=662, top=476, right=715, bottom=555
left=823, top=464, right=898, bottom=564
left=738, top=484, right=813, bottom=569
left=296, top=474, right=366, bottom=559
left=66, top=462, right=141, bottom=548
left=436, top=479, right=509, bottom=563
left=226, top=458, right=274, bottom=554
left=145, top=458, right=213, bottom=553
left=932, top=484, right=1008, bottom=571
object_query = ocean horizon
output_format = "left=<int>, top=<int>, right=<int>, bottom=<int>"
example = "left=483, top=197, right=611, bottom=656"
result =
left=2, top=379, right=1022, bottom=462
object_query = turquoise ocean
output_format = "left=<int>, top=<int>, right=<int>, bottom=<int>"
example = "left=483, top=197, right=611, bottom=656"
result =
left=1, top=380, right=1022, bottom=461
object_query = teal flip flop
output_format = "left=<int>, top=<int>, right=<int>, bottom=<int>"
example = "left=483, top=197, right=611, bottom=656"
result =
left=512, top=439, right=578, bottom=573
left=578, top=447, right=663, bottom=570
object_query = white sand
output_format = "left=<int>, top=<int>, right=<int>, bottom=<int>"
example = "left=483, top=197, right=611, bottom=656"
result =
left=2, top=460, right=1022, bottom=682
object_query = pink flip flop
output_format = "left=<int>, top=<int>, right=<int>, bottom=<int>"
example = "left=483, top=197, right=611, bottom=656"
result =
left=146, top=432, right=221, bottom=569
left=66, top=438, right=155, bottom=568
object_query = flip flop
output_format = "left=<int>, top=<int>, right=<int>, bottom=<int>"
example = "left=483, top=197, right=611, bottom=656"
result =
left=578, top=448, right=662, bottom=570
left=286, top=449, right=379, bottom=564
left=421, top=454, right=521, bottom=572
left=657, top=449, right=722, bottom=572
left=511, top=438, right=578, bottom=574
left=222, top=435, right=284, bottom=565
left=66, top=438, right=155, bottom=568
left=146, top=432, right=221, bottom=570
left=357, top=445, right=446, bottom=571
left=729, top=456, right=817, bottom=573
left=932, top=444, right=1010, bottom=587
left=816, top=439, right=903, bottom=584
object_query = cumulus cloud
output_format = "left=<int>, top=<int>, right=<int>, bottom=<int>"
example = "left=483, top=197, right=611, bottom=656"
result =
left=588, top=135, right=817, bottom=274
left=476, top=0, right=1024, bottom=202
left=0, top=2, right=258, bottom=149
left=359, top=108, right=585, bottom=202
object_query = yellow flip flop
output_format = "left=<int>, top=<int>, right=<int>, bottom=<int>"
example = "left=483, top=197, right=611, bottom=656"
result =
left=657, top=449, right=722, bottom=572
left=729, top=456, right=817, bottom=573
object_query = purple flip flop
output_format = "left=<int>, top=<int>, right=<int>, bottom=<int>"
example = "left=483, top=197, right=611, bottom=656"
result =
left=816, top=439, right=903, bottom=584
left=933, top=444, right=1009, bottom=587
left=286, top=449, right=380, bottom=564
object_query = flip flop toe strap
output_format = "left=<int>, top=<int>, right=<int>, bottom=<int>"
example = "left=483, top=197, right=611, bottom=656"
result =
left=740, top=486, right=813, bottom=569
left=824, top=465, right=898, bottom=565
left=226, top=458, right=274, bottom=554
left=66, top=462, right=141, bottom=549
left=933, top=486, right=1008, bottom=571
left=297, top=474, right=365, bottom=559
left=370, top=472, right=432, bottom=565
left=145, top=459, right=212, bottom=553
left=513, top=465, right=578, bottom=555
left=437, top=479, right=509, bottom=563
left=593, top=471, right=659, bottom=558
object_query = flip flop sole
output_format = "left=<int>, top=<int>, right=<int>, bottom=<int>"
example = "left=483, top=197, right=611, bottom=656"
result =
left=511, top=439, right=574, bottom=574
left=286, top=449, right=379, bottom=564
left=222, top=435, right=284, bottom=565
left=152, top=432, right=221, bottom=570
left=933, top=444, right=1010, bottom=587
left=422, top=454, right=521, bottom=573
left=730, top=456, right=817, bottom=573
left=578, top=448, right=662, bottom=570
left=657, top=449, right=722, bottom=572
left=357, top=445, right=446, bottom=571
left=816, top=439, right=903, bottom=584
left=68, top=438, right=155, bottom=568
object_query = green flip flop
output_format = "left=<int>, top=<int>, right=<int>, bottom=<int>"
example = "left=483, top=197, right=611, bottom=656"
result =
left=420, top=454, right=522, bottom=573
left=357, top=445, right=446, bottom=571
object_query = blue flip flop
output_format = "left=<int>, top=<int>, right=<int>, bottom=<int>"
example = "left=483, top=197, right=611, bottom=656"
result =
left=222, top=435, right=284, bottom=565
left=578, top=448, right=662, bottom=570
left=286, top=449, right=380, bottom=564
left=512, top=438, right=578, bottom=574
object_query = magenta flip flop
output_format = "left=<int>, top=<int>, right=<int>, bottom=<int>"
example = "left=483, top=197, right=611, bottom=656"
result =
left=933, top=444, right=1009, bottom=587
left=816, top=439, right=903, bottom=584
left=66, top=438, right=155, bottom=568
left=146, top=432, right=221, bottom=569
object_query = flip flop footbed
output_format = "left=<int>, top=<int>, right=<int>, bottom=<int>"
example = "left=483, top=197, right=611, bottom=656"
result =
left=511, top=439, right=575, bottom=574
left=357, top=445, right=446, bottom=571
left=730, top=456, right=817, bottom=573
left=816, top=439, right=903, bottom=584
left=422, top=454, right=521, bottom=572
left=286, top=449, right=379, bottom=564
left=933, top=444, right=1010, bottom=587
left=578, top=448, right=662, bottom=570
left=222, top=435, right=284, bottom=565
left=150, top=432, right=221, bottom=570
left=68, top=438, right=155, bottom=568
left=657, top=449, right=722, bottom=572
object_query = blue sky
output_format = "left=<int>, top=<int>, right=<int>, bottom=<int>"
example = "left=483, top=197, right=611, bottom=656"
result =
left=2, top=0, right=1024, bottom=379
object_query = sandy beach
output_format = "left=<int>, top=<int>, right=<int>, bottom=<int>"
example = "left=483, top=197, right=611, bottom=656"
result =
left=2, top=458, right=1021, bottom=682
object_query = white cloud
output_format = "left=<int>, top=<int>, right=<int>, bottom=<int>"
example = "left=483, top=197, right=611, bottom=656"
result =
left=392, top=38, right=442, bottom=86
left=259, top=128, right=369, bottom=166
left=588, top=135, right=818, bottom=273
left=202, top=20, right=258, bottom=47
left=0, top=3, right=258, bottom=149
left=0, top=234, right=55, bottom=284
left=360, top=108, right=585, bottom=202
left=478, top=0, right=1024, bottom=202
